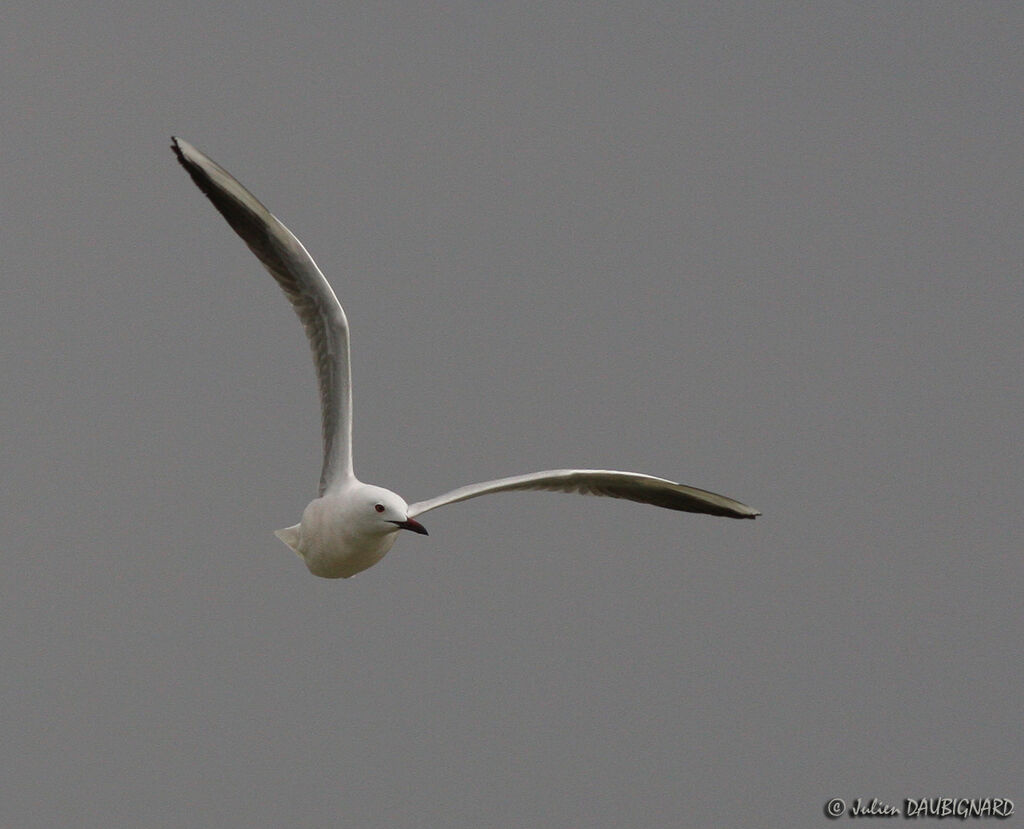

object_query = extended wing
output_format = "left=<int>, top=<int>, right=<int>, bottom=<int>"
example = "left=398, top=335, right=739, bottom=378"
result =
left=408, top=469, right=759, bottom=519
left=172, top=138, right=354, bottom=494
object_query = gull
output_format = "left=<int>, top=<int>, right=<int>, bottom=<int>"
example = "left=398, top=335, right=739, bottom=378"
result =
left=171, top=137, right=760, bottom=579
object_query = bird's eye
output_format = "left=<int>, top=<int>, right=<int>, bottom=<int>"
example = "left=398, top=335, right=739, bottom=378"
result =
left=374, top=503, right=385, bottom=513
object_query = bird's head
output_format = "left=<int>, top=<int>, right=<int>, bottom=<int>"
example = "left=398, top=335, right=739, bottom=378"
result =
left=356, top=485, right=428, bottom=537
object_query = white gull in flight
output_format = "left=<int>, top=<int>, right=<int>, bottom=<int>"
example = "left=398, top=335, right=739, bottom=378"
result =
left=171, top=137, right=759, bottom=578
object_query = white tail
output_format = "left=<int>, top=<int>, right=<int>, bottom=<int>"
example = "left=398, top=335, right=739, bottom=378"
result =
left=274, top=524, right=303, bottom=556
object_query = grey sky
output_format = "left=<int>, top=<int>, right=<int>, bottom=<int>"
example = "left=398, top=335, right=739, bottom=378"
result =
left=3, top=3, right=1021, bottom=826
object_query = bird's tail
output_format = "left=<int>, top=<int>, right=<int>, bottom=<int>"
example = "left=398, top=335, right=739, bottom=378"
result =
left=274, top=524, right=303, bottom=557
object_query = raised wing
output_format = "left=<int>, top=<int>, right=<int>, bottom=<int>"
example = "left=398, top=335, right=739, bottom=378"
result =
left=172, top=137, right=354, bottom=495
left=407, top=469, right=760, bottom=519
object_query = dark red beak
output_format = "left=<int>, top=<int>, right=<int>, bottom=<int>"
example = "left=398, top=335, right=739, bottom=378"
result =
left=392, top=518, right=428, bottom=536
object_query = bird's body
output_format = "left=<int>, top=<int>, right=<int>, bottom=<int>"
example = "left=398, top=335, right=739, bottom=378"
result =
left=172, top=137, right=759, bottom=579
left=276, top=484, right=423, bottom=579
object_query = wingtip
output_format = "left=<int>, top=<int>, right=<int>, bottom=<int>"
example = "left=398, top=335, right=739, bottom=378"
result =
left=170, top=137, right=215, bottom=193
left=724, top=501, right=760, bottom=519
left=170, top=136, right=191, bottom=163
left=170, top=136, right=189, bottom=170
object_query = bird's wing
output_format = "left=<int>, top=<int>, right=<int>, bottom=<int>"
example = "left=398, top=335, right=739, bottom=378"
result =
left=172, top=137, right=354, bottom=495
left=407, top=469, right=760, bottom=519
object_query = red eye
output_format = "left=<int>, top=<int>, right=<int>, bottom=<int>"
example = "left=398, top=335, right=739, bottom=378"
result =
left=374, top=504, right=385, bottom=513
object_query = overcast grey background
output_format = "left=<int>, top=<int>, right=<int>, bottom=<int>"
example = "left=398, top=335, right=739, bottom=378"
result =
left=3, top=3, right=1021, bottom=827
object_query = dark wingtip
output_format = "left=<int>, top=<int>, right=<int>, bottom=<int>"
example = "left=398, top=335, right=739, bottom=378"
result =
left=719, top=503, right=760, bottom=519
left=170, top=137, right=220, bottom=203
left=170, top=136, right=193, bottom=172
left=170, top=137, right=193, bottom=177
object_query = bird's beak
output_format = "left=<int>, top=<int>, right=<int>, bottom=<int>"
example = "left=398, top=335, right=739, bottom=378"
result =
left=392, top=518, right=428, bottom=536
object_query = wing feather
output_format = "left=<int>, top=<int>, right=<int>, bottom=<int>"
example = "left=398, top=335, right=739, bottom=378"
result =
left=172, top=137, right=354, bottom=494
left=408, top=469, right=760, bottom=519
